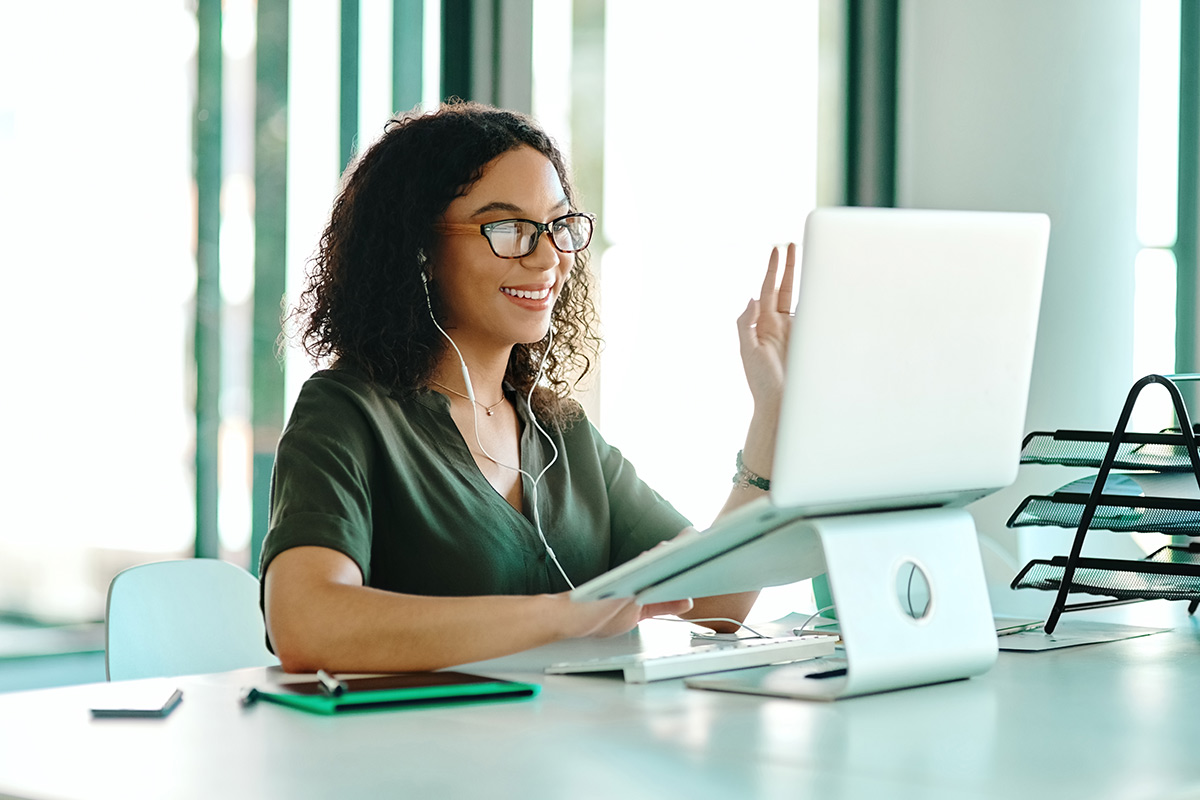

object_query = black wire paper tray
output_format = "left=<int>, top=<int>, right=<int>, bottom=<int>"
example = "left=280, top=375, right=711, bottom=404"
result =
left=1007, top=492, right=1200, bottom=534
left=1021, top=428, right=1200, bottom=472
left=1011, top=551, right=1200, bottom=602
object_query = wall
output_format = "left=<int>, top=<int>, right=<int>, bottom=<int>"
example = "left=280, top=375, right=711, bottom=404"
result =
left=896, top=0, right=1146, bottom=607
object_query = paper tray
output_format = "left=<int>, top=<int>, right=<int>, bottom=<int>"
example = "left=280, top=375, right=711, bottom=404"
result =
left=1011, top=554, right=1200, bottom=601
left=1007, top=491, right=1200, bottom=533
left=1020, top=428, right=1200, bottom=472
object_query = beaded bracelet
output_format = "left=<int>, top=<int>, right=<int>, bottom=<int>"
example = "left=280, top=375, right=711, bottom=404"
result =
left=732, top=450, right=770, bottom=491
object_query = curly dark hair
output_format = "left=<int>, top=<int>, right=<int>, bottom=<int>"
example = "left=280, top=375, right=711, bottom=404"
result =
left=288, top=101, right=600, bottom=429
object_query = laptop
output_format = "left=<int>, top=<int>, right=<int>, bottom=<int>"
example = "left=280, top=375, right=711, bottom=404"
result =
left=571, top=206, right=1051, bottom=604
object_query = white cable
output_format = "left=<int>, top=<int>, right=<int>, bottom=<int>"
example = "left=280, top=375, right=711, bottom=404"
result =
left=650, top=615, right=769, bottom=639
left=424, top=276, right=573, bottom=588
left=792, top=605, right=838, bottom=636
left=518, top=330, right=570, bottom=586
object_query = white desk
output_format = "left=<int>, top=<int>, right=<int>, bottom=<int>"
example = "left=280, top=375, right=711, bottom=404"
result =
left=2, top=603, right=1199, bottom=800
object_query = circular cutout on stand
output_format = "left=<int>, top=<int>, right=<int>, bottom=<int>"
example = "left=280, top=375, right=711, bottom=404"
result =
left=896, top=561, right=932, bottom=620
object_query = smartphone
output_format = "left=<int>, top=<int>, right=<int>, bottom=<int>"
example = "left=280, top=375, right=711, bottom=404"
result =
left=90, top=685, right=183, bottom=719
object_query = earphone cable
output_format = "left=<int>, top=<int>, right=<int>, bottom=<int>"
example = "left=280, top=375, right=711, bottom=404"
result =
left=650, top=615, right=769, bottom=639
left=424, top=277, right=573, bottom=588
left=792, top=605, right=838, bottom=636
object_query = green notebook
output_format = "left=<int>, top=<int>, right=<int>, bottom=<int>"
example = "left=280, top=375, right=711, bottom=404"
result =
left=244, top=672, right=540, bottom=715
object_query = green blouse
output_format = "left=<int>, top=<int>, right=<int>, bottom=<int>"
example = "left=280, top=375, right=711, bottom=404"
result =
left=260, top=369, right=691, bottom=596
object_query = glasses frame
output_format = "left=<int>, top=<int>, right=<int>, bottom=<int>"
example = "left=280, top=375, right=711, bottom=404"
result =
left=434, top=212, right=596, bottom=259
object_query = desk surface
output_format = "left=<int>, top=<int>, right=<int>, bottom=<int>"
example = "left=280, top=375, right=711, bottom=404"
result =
left=2, top=603, right=1199, bottom=800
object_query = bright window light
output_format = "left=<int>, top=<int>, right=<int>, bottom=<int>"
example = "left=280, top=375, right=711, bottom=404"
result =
left=1132, top=0, right=1182, bottom=432
left=1135, top=0, right=1180, bottom=248
left=600, top=0, right=821, bottom=528
left=359, top=0, right=395, bottom=147
left=423, top=0, right=442, bottom=109
left=1130, top=248, right=1178, bottom=431
left=0, top=0, right=195, bottom=619
left=286, top=1, right=342, bottom=410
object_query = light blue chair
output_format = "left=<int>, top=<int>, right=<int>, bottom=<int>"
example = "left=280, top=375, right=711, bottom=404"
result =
left=105, top=558, right=280, bottom=681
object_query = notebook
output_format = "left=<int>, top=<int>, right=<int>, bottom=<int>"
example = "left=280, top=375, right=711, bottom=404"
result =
left=571, top=206, right=1050, bottom=604
left=242, top=672, right=540, bottom=715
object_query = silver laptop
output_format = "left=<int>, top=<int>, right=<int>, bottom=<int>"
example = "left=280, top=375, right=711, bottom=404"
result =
left=571, top=206, right=1050, bottom=603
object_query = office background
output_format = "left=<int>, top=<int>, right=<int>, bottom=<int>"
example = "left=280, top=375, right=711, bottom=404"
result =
left=0, top=0, right=1195, bottom=691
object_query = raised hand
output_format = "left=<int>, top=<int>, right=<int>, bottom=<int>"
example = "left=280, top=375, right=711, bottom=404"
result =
left=736, top=243, right=797, bottom=414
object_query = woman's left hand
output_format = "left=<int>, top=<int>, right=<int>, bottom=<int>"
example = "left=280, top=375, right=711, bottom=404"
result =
left=737, top=243, right=797, bottom=413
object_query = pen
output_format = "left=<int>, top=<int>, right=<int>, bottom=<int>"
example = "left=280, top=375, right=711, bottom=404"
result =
left=316, top=669, right=348, bottom=697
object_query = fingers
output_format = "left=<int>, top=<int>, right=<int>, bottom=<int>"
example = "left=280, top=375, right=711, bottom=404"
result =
left=777, top=242, right=797, bottom=314
left=641, top=598, right=694, bottom=620
left=737, top=298, right=758, bottom=327
left=736, top=298, right=759, bottom=359
left=759, top=246, right=780, bottom=302
left=578, top=597, right=640, bottom=638
left=738, top=244, right=797, bottom=370
left=757, top=243, right=797, bottom=314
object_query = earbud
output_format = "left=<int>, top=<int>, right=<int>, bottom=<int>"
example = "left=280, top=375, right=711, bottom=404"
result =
left=421, top=269, right=439, bottom=326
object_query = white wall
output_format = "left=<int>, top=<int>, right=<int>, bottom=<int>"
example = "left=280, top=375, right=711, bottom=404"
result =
left=896, top=0, right=1146, bottom=595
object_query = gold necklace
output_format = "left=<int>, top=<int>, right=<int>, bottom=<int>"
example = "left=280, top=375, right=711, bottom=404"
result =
left=429, top=380, right=507, bottom=416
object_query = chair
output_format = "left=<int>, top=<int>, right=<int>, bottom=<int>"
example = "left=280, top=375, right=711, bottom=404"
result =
left=105, top=558, right=280, bottom=681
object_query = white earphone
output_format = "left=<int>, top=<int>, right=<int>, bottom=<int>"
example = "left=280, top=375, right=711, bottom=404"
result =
left=421, top=270, right=573, bottom=588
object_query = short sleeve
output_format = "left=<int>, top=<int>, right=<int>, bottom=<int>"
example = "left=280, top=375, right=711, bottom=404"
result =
left=259, top=377, right=378, bottom=584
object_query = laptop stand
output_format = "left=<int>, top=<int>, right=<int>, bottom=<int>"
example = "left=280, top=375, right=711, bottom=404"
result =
left=762, top=506, right=998, bottom=700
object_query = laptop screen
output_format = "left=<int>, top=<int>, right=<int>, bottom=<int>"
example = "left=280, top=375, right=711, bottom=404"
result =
left=770, top=207, right=1050, bottom=513
left=571, top=206, right=1050, bottom=605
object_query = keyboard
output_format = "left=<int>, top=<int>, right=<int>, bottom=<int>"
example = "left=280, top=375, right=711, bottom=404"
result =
left=544, top=635, right=836, bottom=683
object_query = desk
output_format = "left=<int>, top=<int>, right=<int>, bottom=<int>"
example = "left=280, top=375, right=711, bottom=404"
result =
left=2, top=603, right=1199, bottom=800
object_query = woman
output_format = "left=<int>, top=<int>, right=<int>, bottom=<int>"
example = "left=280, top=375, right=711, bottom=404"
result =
left=262, top=102, right=796, bottom=673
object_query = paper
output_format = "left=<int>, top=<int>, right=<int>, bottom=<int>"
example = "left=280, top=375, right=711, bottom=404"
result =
left=1131, top=471, right=1200, bottom=499
left=997, top=619, right=1169, bottom=651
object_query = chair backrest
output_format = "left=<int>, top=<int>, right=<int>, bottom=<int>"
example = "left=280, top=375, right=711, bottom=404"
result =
left=105, top=558, right=280, bottom=681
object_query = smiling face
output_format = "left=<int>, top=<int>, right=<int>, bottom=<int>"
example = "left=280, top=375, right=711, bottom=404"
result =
left=431, top=146, right=575, bottom=354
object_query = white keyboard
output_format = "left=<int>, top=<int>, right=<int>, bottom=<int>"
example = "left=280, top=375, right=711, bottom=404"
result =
left=544, top=635, right=836, bottom=683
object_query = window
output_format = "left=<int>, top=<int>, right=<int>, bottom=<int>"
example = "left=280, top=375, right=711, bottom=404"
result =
left=0, top=2, right=196, bottom=620
left=597, top=1, right=822, bottom=532
left=552, top=1, right=825, bottom=618
left=1131, top=0, right=1182, bottom=432
left=12, top=2, right=1187, bottom=629
left=0, top=1, right=826, bottom=624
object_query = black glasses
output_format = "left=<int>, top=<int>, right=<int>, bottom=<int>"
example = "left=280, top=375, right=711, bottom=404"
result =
left=435, top=212, right=595, bottom=259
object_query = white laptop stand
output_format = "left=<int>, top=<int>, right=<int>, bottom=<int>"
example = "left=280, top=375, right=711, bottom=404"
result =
left=771, top=507, right=998, bottom=700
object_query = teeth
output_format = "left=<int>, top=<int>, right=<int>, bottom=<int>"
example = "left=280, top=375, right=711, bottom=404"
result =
left=501, top=287, right=551, bottom=300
